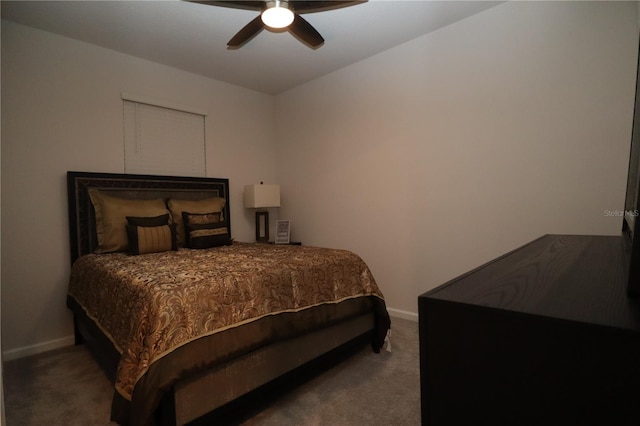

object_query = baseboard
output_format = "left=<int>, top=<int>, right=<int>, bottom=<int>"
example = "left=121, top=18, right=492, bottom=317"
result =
left=387, top=307, right=418, bottom=322
left=1, top=308, right=416, bottom=360
left=2, top=335, right=75, bottom=361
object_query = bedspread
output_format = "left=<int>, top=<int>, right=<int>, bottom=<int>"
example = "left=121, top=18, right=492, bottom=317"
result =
left=67, top=243, right=388, bottom=406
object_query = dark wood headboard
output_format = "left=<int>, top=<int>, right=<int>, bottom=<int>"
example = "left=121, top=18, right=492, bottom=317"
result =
left=67, top=171, right=231, bottom=264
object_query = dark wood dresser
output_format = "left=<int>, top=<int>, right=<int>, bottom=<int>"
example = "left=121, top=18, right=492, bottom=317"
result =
left=418, top=234, right=640, bottom=425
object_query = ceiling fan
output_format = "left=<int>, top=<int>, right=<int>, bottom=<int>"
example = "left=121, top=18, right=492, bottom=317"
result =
left=189, top=1, right=366, bottom=49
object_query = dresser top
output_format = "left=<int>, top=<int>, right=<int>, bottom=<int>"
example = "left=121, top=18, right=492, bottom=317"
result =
left=421, top=234, right=640, bottom=332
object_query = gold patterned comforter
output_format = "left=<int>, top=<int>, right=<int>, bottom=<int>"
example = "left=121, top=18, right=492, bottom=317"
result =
left=67, top=242, right=389, bottom=424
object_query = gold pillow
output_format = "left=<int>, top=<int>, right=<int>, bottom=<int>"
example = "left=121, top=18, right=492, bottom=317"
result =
left=89, top=190, right=169, bottom=253
left=167, top=197, right=226, bottom=247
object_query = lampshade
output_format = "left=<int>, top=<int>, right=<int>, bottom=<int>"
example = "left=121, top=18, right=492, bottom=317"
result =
left=244, top=184, right=281, bottom=208
left=261, top=1, right=294, bottom=29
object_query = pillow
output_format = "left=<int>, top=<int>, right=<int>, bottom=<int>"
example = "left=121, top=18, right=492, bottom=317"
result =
left=89, top=190, right=169, bottom=253
left=182, top=211, right=221, bottom=226
left=182, top=211, right=231, bottom=249
left=167, top=197, right=226, bottom=247
left=126, top=224, right=177, bottom=255
left=126, top=214, right=170, bottom=227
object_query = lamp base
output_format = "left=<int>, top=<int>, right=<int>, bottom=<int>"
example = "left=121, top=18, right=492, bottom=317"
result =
left=255, top=211, right=269, bottom=243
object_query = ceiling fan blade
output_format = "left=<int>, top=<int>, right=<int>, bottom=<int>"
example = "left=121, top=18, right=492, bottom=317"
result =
left=228, top=15, right=265, bottom=48
left=288, top=14, right=324, bottom=48
left=187, top=1, right=263, bottom=11
left=289, top=0, right=367, bottom=13
left=292, top=1, right=366, bottom=13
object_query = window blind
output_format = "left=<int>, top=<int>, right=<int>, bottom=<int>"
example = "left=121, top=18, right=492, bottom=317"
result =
left=123, top=100, right=206, bottom=177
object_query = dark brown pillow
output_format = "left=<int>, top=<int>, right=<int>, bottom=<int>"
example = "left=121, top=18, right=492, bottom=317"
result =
left=126, top=214, right=170, bottom=227
left=182, top=211, right=231, bottom=249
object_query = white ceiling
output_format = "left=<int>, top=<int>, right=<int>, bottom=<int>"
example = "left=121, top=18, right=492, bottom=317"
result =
left=1, top=0, right=501, bottom=95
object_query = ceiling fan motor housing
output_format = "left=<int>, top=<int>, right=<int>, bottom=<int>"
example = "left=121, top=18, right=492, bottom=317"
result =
left=262, top=1, right=294, bottom=29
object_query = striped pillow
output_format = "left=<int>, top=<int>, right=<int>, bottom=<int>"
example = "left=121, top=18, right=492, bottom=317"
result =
left=182, top=211, right=231, bottom=249
left=126, top=224, right=177, bottom=255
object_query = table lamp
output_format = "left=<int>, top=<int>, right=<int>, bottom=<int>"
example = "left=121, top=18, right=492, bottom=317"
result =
left=244, top=182, right=280, bottom=242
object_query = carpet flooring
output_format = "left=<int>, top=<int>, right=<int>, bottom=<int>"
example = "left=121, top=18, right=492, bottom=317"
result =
left=4, top=317, right=419, bottom=425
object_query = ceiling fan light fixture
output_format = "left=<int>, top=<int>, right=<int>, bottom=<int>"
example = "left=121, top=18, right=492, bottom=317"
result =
left=261, top=1, right=294, bottom=29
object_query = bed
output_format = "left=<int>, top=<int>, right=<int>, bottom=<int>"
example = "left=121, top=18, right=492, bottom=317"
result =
left=66, top=171, right=391, bottom=426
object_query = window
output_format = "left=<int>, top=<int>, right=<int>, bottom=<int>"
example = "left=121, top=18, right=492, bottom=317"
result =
left=123, top=94, right=206, bottom=177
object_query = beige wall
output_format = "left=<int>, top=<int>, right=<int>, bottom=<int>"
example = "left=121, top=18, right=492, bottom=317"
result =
left=274, top=1, right=639, bottom=319
left=1, top=20, right=277, bottom=357
left=1, top=1, right=638, bottom=356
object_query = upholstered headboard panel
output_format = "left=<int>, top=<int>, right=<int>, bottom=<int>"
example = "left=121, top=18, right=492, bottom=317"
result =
left=67, top=171, right=231, bottom=263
